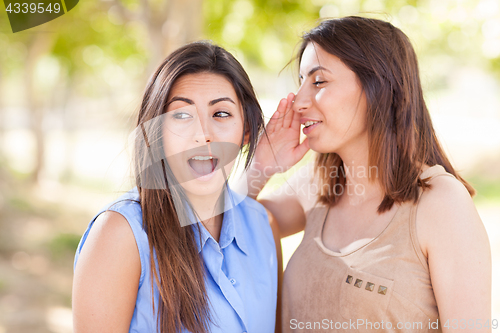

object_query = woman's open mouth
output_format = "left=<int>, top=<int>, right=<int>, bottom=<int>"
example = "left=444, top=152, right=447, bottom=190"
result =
left=303, top=120, right=322, bottom=135
left=187, top=155, right=219, bottom=180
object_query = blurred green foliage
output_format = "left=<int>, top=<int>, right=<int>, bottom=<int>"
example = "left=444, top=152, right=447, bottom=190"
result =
left=204, top=0, right=319, bottom=69
left=7, top=196, right=34, bottom=213
left=51, top=2, right=146, bottom=75
left=1, top=0, right=499, bottom=81
left=470, top=176, right=500, bottom=204
left=204, top=0, right=500, bottom=87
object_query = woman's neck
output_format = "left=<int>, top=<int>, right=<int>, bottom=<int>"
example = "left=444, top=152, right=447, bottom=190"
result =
left=337, top=146, right=384, bottom=207
left=201, top=214, right=223, bottom=242
left=187, top=190, right=225, bottom=242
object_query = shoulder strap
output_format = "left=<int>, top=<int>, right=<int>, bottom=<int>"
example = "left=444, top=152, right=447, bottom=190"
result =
left=419, top=164, right=456, bottom=181
left=410, top=164, right=457, bottom=270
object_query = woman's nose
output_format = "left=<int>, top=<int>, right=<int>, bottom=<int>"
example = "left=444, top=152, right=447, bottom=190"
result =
left=292, top=85, right=311, bottom=113
left=193, top=115, right=212, bottom=143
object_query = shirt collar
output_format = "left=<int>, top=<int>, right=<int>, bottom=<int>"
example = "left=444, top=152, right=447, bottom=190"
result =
left=191, top=185, right=248, bottom=255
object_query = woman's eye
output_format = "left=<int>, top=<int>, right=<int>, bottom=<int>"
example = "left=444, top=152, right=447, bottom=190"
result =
left=172, top=112, right=192, bottom=119
left=313, top=81, right=326, bottom=87
left=214, top=111, right=231, bottom=118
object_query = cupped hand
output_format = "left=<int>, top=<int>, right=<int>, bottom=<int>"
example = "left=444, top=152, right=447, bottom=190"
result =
left=253, top=92, right=310, bottom=176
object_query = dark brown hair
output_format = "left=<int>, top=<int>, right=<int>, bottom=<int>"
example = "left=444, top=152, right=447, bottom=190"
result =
left=298, top=16, right=474, bottom=212
left=134, top=41, right=264, bottom=332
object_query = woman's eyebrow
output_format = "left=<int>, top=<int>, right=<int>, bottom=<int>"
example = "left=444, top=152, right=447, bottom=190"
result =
left=167, top=96, right=193, bottom=105
left=209, top=97, right=235, bottom=106
left=167, top=96, right=235, bottom=106
left=306, top=65, right=331, bottom=77
left=299, top=65, right=331, bottom=82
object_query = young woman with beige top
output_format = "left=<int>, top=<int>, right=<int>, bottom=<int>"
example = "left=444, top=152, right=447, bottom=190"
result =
left=246, top=16, right=492, bottom=332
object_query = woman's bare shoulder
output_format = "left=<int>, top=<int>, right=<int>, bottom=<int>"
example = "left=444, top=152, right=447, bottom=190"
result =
left=83, top=211, right=139, bottom=252
left=73, top=210, right=141, bottom=332
left=416, top=172, right=486, bottom=257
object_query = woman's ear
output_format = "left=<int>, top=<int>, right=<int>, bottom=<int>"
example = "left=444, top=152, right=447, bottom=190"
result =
left=242, top=129, right=250, bottom=146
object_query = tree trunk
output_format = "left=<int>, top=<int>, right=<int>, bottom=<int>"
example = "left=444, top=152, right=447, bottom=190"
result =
left=109, top=0, right=203, bottom=84
left=24, top=34, right=55, bottom=184
left=142, top=0, right=204, bottom=78
left=0, top=65, right=4, bottom=161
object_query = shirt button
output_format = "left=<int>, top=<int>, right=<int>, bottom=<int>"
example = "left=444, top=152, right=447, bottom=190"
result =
left=229, top=278, right=236, bottom=285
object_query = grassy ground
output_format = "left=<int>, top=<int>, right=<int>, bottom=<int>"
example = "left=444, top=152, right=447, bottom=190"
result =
left=0, top=168, right=105, bottom=333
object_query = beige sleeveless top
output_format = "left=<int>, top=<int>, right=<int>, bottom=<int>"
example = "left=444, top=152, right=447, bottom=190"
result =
left=282, top=165, right=453, bottom=332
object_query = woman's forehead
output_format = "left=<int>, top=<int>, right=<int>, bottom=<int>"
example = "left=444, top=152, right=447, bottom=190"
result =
left=172, top=73, right=235, bottom=93
left=166, top=73, right=240, bottom=106
left=300, top=43, right=344, bottom=77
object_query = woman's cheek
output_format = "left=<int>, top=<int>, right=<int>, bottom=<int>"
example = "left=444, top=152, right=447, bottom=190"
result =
left=314, top=88, right=328, bottom=103
left=163, top=127, right=195, bottom=153
left=219, top=124, right=244, bottom=144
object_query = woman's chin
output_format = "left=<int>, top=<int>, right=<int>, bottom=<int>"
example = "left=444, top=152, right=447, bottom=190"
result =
left=308, top=140, right=336, bottom=155
left=181, top=174, right=227, bottom=198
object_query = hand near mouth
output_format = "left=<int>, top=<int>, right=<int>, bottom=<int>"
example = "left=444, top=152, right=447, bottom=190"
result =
left=252, top=92, right=310, bottom=177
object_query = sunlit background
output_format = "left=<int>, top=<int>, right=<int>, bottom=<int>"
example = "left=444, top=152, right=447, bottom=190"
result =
left=0, top=0, right=499, bottom=332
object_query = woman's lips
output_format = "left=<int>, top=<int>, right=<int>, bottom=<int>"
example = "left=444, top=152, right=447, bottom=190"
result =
left=303, top=121, right=322, bottom=135
left=187, top=157, right=219, bottom=181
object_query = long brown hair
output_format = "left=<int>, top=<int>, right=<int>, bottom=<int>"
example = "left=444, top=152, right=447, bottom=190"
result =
left=297, top=16, right=474, bottom=212
left=134, top=41, right=264, bottom=332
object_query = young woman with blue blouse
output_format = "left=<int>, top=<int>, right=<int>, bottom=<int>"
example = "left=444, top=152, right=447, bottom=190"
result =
left=72, top=41, right=282, bottom=333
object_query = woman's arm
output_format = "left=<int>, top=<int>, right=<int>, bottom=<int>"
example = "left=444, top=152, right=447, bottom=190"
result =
left=244, top=93, right=310, bottom=237
left=259, top=163, right=317, bottom=237
left=417, top=176, right=492, bottom=332
left=266, top=208, right=283, bottom=333
left=72, top=211, right=141, bottom=333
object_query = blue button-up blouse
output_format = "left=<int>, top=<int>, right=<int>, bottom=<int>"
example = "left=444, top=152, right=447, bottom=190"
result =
left=74, top=187, right=277, bottom=333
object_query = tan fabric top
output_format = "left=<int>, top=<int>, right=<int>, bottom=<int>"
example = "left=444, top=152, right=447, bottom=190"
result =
left=282, top=165, right=454, bottom=332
